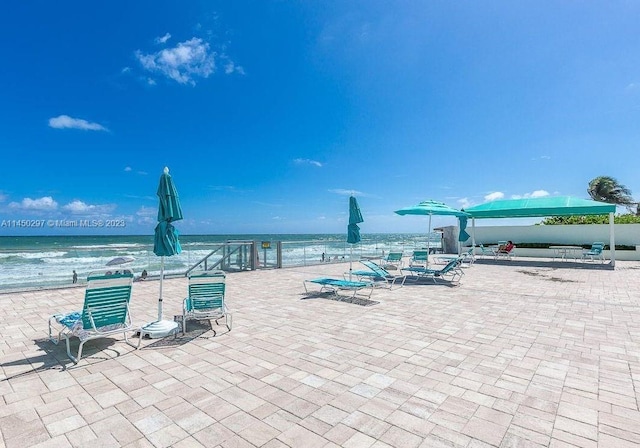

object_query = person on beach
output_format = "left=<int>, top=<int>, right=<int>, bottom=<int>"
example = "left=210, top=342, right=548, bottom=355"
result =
left=321, top=252, right=325, bottom=262
left=141, top=269, right=148, bottom=280
left=72, top=270, right=77, bottom=284
left=498, top=240, right=515, bottom=254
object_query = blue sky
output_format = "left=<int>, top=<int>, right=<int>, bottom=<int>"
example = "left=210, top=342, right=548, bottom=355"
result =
left=1, top=1, right=640, bottom=236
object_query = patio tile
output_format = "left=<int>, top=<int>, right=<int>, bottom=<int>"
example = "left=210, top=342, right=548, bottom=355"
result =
left=3, top=260, right=640, bottom=447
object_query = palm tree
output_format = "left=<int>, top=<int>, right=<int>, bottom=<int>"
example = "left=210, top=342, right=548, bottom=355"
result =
left=587, top=176, right=638, bottom=214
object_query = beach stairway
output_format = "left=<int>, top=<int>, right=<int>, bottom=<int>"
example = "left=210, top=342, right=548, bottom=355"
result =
left=186, top=240, right=282, bottom=274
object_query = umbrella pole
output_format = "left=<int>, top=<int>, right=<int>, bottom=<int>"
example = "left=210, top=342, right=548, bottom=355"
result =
left=158, top=256, right=164, bottom=321
left=427, top=214, right=432, bottom=266
left=349, top=246, right=353, bottom=281
left=140, top=251, right=178, bottom=338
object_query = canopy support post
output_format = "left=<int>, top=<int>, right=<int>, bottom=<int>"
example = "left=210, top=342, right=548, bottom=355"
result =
left=471, top=218, right=476, bottom=257
left=609, top=212, right=615, bottom=268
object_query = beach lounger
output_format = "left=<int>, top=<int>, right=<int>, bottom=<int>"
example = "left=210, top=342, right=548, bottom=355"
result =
left=183, top=270, right=232, bottom=334
left=48, top=269, right=140, bottom=363
left=433, top=248, right=475, bottom=267
left=381, top=251, right=404, bottom=269
left=582, top=242, right=605, bottom=263
left=410, top=250, right=429, bottom=267
left=304, top=278, right=374, bottom=298
left=494, top=242, right=515, bottom=260
left=478, top=244, right=496, bottom=258
left=350, top=260, right=407, bottom=289
left=401, top=258, right=464, bottom=284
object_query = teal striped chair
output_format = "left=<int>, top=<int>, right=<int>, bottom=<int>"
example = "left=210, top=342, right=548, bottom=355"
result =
left=183, top=270, right=232, bottom=334
left=350, top=260, right=407, bottom=289
left=410, top=250, right=429, bottom=267
left=382, top=251, right=404, bottom=269
left=582, top=242, right=605, bottom=263
left=49, top=269, right=140, bottom=363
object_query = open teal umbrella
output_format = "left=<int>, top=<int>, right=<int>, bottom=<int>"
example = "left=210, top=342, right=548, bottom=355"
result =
left=141, top=167, right=183, bottom=338
left=395, top=200, right=469, bottom=262
left=347, top=196, right=364, bottom=279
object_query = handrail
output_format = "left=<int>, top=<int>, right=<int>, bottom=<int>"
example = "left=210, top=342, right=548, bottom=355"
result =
left=185, top=241, right=257, bottom=276
left=187, top=247, right=224, bottom=274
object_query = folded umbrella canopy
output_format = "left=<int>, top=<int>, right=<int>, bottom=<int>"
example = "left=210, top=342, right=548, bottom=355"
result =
left=140, top=167, right=184, bottom=338
left=347, top=196, right=364, bottom=279
left=458, top=216, right=471, bottom=242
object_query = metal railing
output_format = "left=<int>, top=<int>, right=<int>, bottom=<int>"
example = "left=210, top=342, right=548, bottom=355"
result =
left=186, top=240, right=258, bottom=275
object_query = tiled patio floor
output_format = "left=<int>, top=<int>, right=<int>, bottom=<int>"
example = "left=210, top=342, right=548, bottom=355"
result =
left=1, top=259, right=639, bottom=447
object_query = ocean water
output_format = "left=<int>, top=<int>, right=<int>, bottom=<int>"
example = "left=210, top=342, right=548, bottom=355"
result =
left=0, top=233, right=441, bottom=291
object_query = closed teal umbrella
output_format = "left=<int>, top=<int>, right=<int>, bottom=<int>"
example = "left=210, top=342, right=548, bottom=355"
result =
left=347, top=196, right=364, bottom=279
left=141, top=167, right=183, bottom=338
left=458, top=216, right=471, bottom=242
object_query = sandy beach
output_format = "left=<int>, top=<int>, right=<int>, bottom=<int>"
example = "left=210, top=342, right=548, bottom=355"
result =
left=1, top=259, right=639, bottom=447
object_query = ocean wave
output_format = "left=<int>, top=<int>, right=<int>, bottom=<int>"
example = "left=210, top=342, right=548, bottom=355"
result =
left=0, top=251, right=68, bottom=259
left=70, top=243, right=146, bottom=249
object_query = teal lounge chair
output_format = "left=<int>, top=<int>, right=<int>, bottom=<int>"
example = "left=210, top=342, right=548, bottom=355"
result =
left=304, top=278, right=374, bottom=298
left=48, top=269, right=141, bottom=364
left=478, top=244, right=496, bottom=258
left=401, top=258, right=464, bottom=284
left=381, top=251, right=404, bottom=269
left=183, top=270, right=232, bottom=334
left=350, top=260, right=407, bottom=289
left=582, top=242, right=605, bottom=263
left=433, top=248, right=475, bottom=267
left=410, top=250, right=429, bottom=267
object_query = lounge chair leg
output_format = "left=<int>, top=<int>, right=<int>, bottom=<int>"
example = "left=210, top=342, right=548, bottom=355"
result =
left=48, top=316, right=62, bottom=344
left=64, top=335, right=79, bottom=364
left=124, top=330, right=142, bottom=349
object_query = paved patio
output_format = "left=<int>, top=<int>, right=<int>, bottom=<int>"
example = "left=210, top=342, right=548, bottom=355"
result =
left=1, top=259, right=639, bottom=447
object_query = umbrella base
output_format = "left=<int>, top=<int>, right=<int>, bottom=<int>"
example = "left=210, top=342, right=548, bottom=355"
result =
left=139, top=319, right=179, bottom=339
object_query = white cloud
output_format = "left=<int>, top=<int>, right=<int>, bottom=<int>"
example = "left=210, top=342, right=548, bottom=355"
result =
left=147, top=78, right=157, bottom=85
left=121, top=66, right=131, bottom=74
left=124, top=166, right=132, bottom=172
left=530, top=190, right=550, bottom=198
left=135, top=37, right=216, bottom=85
left=48, top=115, right=107, bottom=131
left=136, top=206, right=156, bottom=217
left=293, top=158, right=323, bottom=167
left=484, top=191, right=504, bottom=202
left=136, top=206, right=156, bottom=225
left=457, top=197, right=472, bottom=209
left=0, top=192, right=7, bottom=202
left=329, top=189, right=364, bottom=196
left=9, top=196, right=58, bottom=211
left=511, top=190, right=550, bottom=199
left=63, top=200, right=95, bottom=213
left=155, top=33, right=172, bottom=44
left=224, top=61, right=245, bottom=75
left=62, top=200, right=116, bottom=214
